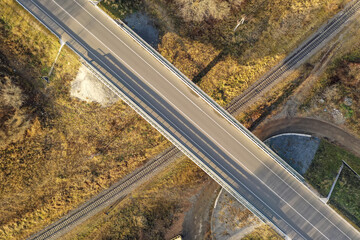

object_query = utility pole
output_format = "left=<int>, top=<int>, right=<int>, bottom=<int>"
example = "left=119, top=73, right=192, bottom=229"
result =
left=42, top=38, right=65, bottom=83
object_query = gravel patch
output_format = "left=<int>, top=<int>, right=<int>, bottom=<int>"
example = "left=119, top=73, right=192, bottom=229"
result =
left=124, top=12, right=159, bottom=49
left=264, top=134, right=320, bottom=175
left=70, top=64, right=118, bottom=106
left=211, top=190, right=261, bottom=240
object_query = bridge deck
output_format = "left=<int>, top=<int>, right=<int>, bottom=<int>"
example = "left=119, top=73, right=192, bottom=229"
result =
left=19, top=0, right=360, bottom=239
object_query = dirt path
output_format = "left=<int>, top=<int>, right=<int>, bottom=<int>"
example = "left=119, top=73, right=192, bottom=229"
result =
left=211, top=189, right=261, bottom=240
left=253, top=117, right=360, bottom=157
left=182, top=180, right=220, bottom=240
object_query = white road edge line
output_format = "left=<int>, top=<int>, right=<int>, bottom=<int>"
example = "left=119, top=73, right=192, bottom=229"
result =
left=27, top=0, right=308, bottom=238
left=67, top=0, right=355, bottom=238
left=52, top=1, right=327, bottom=237
left=28, top=0, right=358, bottom=238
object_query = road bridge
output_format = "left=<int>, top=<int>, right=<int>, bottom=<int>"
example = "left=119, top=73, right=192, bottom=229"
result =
left=17, top=0, right=360, bottom=239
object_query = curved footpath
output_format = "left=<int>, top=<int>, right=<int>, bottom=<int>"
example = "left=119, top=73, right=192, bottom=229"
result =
left=253, top=117, right=360, bottom=157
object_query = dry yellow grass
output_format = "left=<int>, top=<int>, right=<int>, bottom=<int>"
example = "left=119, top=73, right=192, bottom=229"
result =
left=299, top=14, right=360, bottom=136
left=149, top=0, right=352, bottom=105
left=242, top=224, right=283, bottom=240
left=1, top=0, right=356, bottom=239
left=62, top=157, right=208, bottom=240
left=58, top=0, right=356, bottom=239
left=0, top=1, right=169, bottom=239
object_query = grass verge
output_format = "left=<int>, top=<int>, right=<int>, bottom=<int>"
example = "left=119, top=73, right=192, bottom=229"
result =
left=242, top=224, right=283, bottom=240
left=305, top=140, right=360, bottom=228
left=330, top=166, right=360, bottom=228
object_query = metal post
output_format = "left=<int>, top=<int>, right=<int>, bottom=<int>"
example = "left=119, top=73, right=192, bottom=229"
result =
left=323, top=163, right=344, bottom=204
left=234, top=15, right=246, bottom=32
left=43, top=38, right=65, bottom=82
left=89, top=0, right=102, bottom=5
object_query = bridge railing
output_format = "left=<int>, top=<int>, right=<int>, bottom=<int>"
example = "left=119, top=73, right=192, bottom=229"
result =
left=17, top=1, right=288, bottom=238
left=112, top=14, right=305, bottom=183
left=68, top=41, right=289, bottom=240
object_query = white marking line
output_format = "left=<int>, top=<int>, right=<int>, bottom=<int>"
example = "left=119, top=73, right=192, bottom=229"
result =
left=36, top=0, right=353, bottom=238
left=58, top=0, right=347, bottom=237
left=55, top=1, right=322, bottom=236
left=214, top=188, right=223, bottom=209
left=266, top=133, right=313, bottom=140
left=29, top=1, right=307, bottom=238
left=67, top=0, right=354, bottom=238
left=81, top=55, right=289, bottom=236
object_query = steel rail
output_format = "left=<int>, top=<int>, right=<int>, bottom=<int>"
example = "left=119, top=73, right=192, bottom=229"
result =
left=227, top=0, right=360, bottom=114
left=13, top=0, right=360, bottom=239
left=19, top=1, right=286, bottom=238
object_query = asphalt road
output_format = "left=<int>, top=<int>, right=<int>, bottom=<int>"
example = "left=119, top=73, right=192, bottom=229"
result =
left=18, top=0, right=360, bottom=239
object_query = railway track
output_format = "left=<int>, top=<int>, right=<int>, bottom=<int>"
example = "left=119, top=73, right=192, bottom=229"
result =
left=28, top=147, right=183, bottom=240
left=27, top=1, right=360, bottom=239
left=227, top=0, right=360, bottom=115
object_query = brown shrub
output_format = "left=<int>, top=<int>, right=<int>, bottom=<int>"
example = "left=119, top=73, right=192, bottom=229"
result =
left=0, top=76, right=29, bottom=149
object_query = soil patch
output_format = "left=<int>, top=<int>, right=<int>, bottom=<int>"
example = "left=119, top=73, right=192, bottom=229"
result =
left=182, top=180, right=219, bottom=240
left=211, top=189, right=261, bottom=240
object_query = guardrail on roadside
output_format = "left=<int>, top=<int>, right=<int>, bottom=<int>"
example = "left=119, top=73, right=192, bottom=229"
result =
left=76, top=45, right=288, bottom=238
left=16, top=1, right=288, bottom=238
left=111, top=15, right=305, bottom=183
left=62, top=44, right=289, bottom=240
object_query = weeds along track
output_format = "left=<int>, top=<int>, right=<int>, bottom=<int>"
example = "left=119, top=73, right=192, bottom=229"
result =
left=28, top=147, right=182, bottom=240
left=226, top=0, right=360, bottom=115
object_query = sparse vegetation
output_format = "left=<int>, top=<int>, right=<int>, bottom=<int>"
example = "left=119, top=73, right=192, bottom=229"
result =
left=305, top=140, right=360, bottom=228
left=0, top=55, right=30, bottom=149
left=62, top=157, right=208, bottom=240
left=237, top=65, right=311, bottom=129
left=0, top=0, right=169, bottom=239
left=301, top=49, right=360, bottom=133
left=299, top=15, right=360, bottom=136
left=100, top=0, right=142, bottom=19
left=242, top=224, right=283, bottom=240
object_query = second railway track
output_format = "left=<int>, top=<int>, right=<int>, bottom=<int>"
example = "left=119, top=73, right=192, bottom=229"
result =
left=227, top=0, right=360, bottom=115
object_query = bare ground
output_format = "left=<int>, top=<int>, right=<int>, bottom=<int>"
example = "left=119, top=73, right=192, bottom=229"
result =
left=211, top=189, right=261, bottom=240
left=274, top=41, right=341, bottom=120
left=181, top=180, right=220, bottom=240
left=70, top=64, right=118, bottom=106
left=253, top=117, right=360, bottom=158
